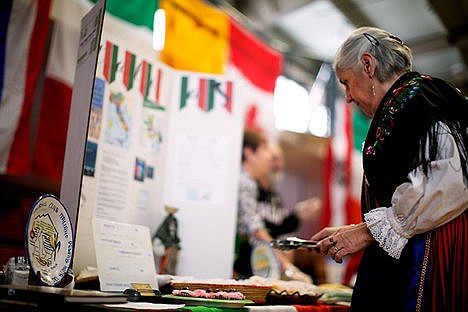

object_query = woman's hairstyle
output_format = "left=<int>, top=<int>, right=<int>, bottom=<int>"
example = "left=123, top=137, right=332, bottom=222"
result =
left=334, top=26, right=413, bottom=82
left=242, top=128, right=266, bottom=162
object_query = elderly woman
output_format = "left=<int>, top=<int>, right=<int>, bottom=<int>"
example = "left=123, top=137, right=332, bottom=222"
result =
left=311, top=27, right=468, bottom=311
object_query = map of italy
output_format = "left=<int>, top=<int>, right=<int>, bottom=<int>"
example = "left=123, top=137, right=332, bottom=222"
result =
left=105, top=92, right=132, bottom=149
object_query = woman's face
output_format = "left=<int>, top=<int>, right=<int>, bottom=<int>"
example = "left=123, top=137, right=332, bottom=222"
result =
left=337, top=67, right=377, bottom=118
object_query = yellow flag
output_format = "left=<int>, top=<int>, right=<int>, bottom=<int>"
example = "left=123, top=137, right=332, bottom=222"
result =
left=160, top=0, right=229, bottom=74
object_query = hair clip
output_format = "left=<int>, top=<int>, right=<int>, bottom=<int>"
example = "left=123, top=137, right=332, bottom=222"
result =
left=389, top=35, right=404, bottom=45
left=363, top=33, right=380, bottom=47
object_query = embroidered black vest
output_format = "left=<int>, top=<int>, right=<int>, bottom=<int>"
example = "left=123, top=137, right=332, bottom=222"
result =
left=361, top=72, right=468, bottom=214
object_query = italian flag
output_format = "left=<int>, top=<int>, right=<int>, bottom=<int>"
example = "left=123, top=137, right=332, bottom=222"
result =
left=141, top=63, right=163, bottom=106
left=103, top=41, right=119, bottom=84
left=198, top=79, right=214, bottom=112
left=123, top=50, right=136, bottom=90
left=179, top=76, right=233, bottom=113
left=140, top=60, right=152, bottom=99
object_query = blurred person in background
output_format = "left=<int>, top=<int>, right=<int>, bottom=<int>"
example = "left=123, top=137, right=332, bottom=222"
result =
left=265, top=142, right=327, bottom=284
left=234, top=129, right=313, bottom=283
left=311, top=26, right=467, bottom=311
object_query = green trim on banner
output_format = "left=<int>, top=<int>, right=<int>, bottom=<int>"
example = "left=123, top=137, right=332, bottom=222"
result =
left=110, top=44, right=119, bottom=83
left=89, top=0, right=158, bottom=31
left=180, top=76, right=188, bottom=109
left=208, top=79, right=216, bottom=112
left=144, top=63, right=153, bottom=98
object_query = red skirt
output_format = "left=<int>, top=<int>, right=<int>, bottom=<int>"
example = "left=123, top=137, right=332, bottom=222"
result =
left=425, top=210, right=467, bottom=311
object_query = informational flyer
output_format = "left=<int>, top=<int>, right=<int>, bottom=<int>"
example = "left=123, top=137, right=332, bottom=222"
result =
left=93, top=218, right=158, bottom=291
left=171, top=133, right=229, bottom=205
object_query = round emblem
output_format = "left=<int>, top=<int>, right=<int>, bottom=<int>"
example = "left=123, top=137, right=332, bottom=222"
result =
left=251, top=240, right=280, bottom=279
left=25, top=194, right=74, bottom=286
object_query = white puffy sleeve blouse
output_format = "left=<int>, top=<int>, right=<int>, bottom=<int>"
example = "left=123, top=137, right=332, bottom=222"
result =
left=364, top=122, right=468, bottom=259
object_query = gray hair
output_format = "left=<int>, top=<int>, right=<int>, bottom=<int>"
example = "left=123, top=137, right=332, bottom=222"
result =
left=333, top=26, right=413, bottom=82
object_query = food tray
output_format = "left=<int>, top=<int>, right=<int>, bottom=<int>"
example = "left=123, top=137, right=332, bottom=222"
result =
left=266, top=289, right=322, bottom=305
left=171, top=282, right=272, bottom=303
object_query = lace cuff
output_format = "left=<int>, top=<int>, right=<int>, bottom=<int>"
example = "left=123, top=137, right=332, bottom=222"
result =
left=364, top=207, right=409, bottom=259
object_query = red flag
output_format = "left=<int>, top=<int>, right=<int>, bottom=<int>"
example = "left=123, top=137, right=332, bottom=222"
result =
left=32, top=0, right=84, bottom=182
left=322, top=102, right=366, bottom=228
left=0, top=0, right=52, bottom=175
left=229, top=19, right=282, bottom=93
left=229, top=19, right=283, bottom=138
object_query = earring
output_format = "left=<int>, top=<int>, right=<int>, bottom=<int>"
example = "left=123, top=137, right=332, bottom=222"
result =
left=370, top=76, right=375, bottom=96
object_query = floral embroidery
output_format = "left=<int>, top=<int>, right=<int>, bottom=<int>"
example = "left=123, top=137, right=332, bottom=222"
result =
left=364, top=75, right=431, bottom=155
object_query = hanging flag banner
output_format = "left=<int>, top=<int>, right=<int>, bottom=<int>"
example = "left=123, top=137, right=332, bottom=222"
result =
left=102, top=40, right=166, bottom=110
left=160, top=0, right=229, bottom=74
left=322, top=101, right=369, bottom=228
left=228, top=19, right=283, bottom=140
left=179, top=75, right=233, bottom=113
left=103, top=41, right=119, bottom=84
left=229, top=19, right=282, bottom=94
left=0, top=0, right=52, bottom=175
left=33, top=0, right=93, bottom=182
left=123, top=51, right=136, bottom=90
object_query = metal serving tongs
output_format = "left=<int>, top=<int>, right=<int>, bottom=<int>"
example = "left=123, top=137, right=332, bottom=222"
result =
left=270, top=237, right=319, bottom=251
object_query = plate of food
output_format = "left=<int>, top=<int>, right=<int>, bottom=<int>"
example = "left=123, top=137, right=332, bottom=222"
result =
left=248, top=276, right=323, bottom=305
left=170, top=279, right=272, bottom=303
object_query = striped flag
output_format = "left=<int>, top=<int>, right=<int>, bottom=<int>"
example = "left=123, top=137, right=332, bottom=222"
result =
left=123, top=50, right=136, bottom=90
left=103, top=40, right=119, bottom=84
left=32, top=0, right=88, bottom=181
left=140, top=60, right=152, bottom=98
left=210, top=79, right=233, bottom=113
left=322, top=101, right=369, bottom=228
left=229, top=19, right=282, bottom=139
left=155, top=67, right=162, bottom=105
left=180, top=76, right=233, bottom=113
left=140, top=60, right=165, bottom=108
left=198, top=79, right=213, bottom=112
left=179, top=76, right=189, bottom=110
left=0, top=0, right=52, bottom=175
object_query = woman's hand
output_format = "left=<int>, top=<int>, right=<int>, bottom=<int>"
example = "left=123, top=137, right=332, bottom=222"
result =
left=310, top=223, right=374, bottom=263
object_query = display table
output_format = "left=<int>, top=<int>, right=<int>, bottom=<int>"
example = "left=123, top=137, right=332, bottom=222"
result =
left=0, top=300, right=350, bottom=312
left=182, top=303, right=349, bottom=312
left=0, top=284, right=350, bottom=312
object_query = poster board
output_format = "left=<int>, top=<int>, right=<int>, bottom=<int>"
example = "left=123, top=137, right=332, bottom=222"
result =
left=60, top=0, right=105, bottom=237
left=72, top=13, right=172, bottom=274
left=62, top=1, right=244, bottom=279
left=162, top=71, right=243, bottom=278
